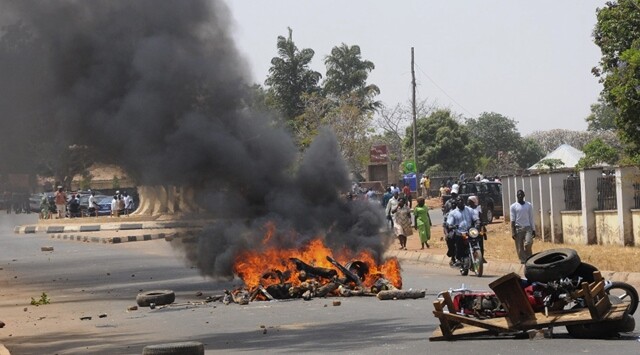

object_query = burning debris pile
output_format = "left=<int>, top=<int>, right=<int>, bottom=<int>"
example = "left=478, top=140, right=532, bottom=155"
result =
left=223, top=237, right=424, bottom=303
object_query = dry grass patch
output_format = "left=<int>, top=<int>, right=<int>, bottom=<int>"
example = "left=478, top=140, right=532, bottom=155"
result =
left=483, top=220, right=640, bottom=273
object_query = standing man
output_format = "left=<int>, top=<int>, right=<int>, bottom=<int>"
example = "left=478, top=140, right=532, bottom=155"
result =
left=88, top=191, right=99, bottom=217
left=402, top=184, right=412, bottom=208
left=424, top=175, right=431, bottom=198
left=385, top=191, right=399, bottom=229
left=54, top=186, right=67, bottom=219
left=419, top=175, right=427, bottom=197
left=510, top=189, right=536, bottom=264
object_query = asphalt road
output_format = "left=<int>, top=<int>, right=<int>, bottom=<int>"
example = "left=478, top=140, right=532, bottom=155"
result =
left=1, top=214, right=639, bottom=355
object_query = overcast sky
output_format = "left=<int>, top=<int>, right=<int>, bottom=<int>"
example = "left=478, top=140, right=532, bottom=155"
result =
left=226, top=0, right=608, bottom=136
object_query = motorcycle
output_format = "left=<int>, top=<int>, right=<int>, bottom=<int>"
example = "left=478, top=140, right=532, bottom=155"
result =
left=454, top=227, right=484, bottom=277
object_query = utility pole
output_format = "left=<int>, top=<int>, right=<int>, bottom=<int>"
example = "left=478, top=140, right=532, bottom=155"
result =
left=411, top=47, right=418, bottom=175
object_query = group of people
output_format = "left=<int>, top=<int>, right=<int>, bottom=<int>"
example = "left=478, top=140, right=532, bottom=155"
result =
left=441, top=185, right=536, bottom=267
left=381, top=185, right=432, bottom=251
left=110, top=190, right=134, bottom=217
left=39, top=187, right=134, bottom=219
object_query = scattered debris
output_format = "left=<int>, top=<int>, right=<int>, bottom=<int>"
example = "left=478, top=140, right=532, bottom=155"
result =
left=99, top=313, right=107, bottom=318
left=80, top=316, right=92, bottom=321
left=377, top=289, right=426, bottom=300
left=40, top=246, right=54, bottom=252
left=127, top=306, right=138, bottom=311
left=0, top=321, right=5, bottom=328
left=195, top=291, right=203, bottom=297
left=23, top=308, right=27, bottom=312
left=332, top=301, right=341, bottom=306
left=136, top=290, right=175, bottom=307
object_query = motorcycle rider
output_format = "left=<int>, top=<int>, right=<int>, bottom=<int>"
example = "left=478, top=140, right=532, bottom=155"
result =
left=446, top=196, right=480, bottom=266
left=442, top=187, right=459, bottom=265
left=467, top=195, right=487, bottom=263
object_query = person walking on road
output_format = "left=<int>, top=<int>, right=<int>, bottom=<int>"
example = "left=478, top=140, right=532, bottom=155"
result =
left=510, top=189, right=536, bottom=264
left=391, top=197, right=413, bottom=250
left=413, top=196, right=432, bottom=249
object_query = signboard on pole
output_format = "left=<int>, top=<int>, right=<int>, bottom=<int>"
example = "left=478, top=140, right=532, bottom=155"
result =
left=370, top=144, right=389, bottom=163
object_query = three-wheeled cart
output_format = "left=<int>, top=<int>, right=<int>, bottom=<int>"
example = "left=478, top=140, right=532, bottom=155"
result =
left=430, top=271, right=631, bottom=341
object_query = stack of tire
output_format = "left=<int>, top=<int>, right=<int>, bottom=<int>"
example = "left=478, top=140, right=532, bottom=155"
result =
left=524, top=248, right=637, bottom=338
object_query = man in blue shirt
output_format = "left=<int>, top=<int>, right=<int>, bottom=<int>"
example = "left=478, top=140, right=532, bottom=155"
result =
left=446, top=196, right=479, bottom=265
left=510, top=189, right=536, bottom=264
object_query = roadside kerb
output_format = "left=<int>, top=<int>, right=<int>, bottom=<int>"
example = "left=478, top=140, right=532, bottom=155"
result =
left=49, top=231, right=176, bottom=244
left=14, top=220, right=210, bottom=234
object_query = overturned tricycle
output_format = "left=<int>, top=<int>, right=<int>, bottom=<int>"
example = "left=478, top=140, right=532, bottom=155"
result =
left=430, top=248, right=637, bottom=340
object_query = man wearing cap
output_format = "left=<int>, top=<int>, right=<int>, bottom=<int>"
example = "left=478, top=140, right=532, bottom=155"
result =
left=510, top=189, right=536, bottom=264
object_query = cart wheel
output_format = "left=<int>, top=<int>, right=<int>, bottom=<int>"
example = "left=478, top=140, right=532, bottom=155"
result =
left=606, top=281, right=639, bottom=315
left=566, top=314, right=635, bottom=338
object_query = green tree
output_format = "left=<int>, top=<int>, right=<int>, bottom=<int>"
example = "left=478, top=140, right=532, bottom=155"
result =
left=323, top=43, right=380, bottom=112
left=586, top=95, right=617, bottom=131
left=535, top=158, right=565, bottom=171
left=514, top=137, right=545, bottom=169
left=405, top=109, right=480, bottom=174
left=297, top=93, right=373, bottom=174
left=593, top=1, right=640, bottom=158
left=465, top=112, right=522, bottom=159
left=265, top=28, right=321, bottom=128
left=576, top=138, right=620, bottom=168
left=373, top=99, right=437, bottom=172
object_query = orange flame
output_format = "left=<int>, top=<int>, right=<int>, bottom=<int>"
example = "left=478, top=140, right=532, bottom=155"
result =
left=232, top=225, right=402, bottom=291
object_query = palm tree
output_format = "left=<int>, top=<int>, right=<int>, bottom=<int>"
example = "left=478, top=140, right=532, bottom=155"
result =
left=265, top=27, right=321, bottom=127
left=323, top=43, right=380, bottom=112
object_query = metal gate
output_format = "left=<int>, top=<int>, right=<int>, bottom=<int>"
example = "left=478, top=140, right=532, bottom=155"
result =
left=563, top=176, right=581, bottom=211
left=596, top=176, right=616, bottom=210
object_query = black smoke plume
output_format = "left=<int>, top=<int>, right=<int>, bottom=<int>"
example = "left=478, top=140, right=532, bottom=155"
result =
left=0, top=0, right=390, bottom=278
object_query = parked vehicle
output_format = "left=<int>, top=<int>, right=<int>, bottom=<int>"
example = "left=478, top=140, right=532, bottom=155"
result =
left=92, top=195, right=113, bottom=216
left=442, top=181, right=503, bottom=222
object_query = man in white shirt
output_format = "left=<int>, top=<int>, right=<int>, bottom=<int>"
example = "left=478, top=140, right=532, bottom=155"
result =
left=510, top=189, right=536, bottom=264
left=123, top=191, right=134, bottom=215
left=88, top=191, right=99, bottom=217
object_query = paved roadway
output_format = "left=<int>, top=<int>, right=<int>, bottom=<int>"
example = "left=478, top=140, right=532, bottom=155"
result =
left=1, top=214, right=639, bottom=354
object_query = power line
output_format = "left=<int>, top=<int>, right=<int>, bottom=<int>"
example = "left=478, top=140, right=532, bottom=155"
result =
left=414, top=63, right=475, bottom=117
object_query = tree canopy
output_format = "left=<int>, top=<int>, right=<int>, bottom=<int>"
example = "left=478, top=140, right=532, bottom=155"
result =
left=593, top=0, right=640, bottom=159
left=265, top=27, right=321, bottom=127
left=576, top=138, right=620, bottom=168
left=405, top=109, right=480, bottom=174
left=323, top=43, right=380, bottom=112
left=465, top=112, right=522, bottom=159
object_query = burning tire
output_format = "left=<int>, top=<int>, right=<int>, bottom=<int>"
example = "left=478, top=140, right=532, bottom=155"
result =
left=136, top=290, right=175, bottom=307
left=142, top=341, right=204, bottom=355
left=524, top=248, right=580, bottom=282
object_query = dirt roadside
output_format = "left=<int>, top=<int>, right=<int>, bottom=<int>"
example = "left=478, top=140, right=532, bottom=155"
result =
left=407, top=197, right=640, bottom=273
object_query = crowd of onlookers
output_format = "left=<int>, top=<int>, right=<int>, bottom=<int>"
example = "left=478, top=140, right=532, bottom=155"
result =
left=1, top=188, right=135, bottom=219
left=39, top=187, right=135, bottom=219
